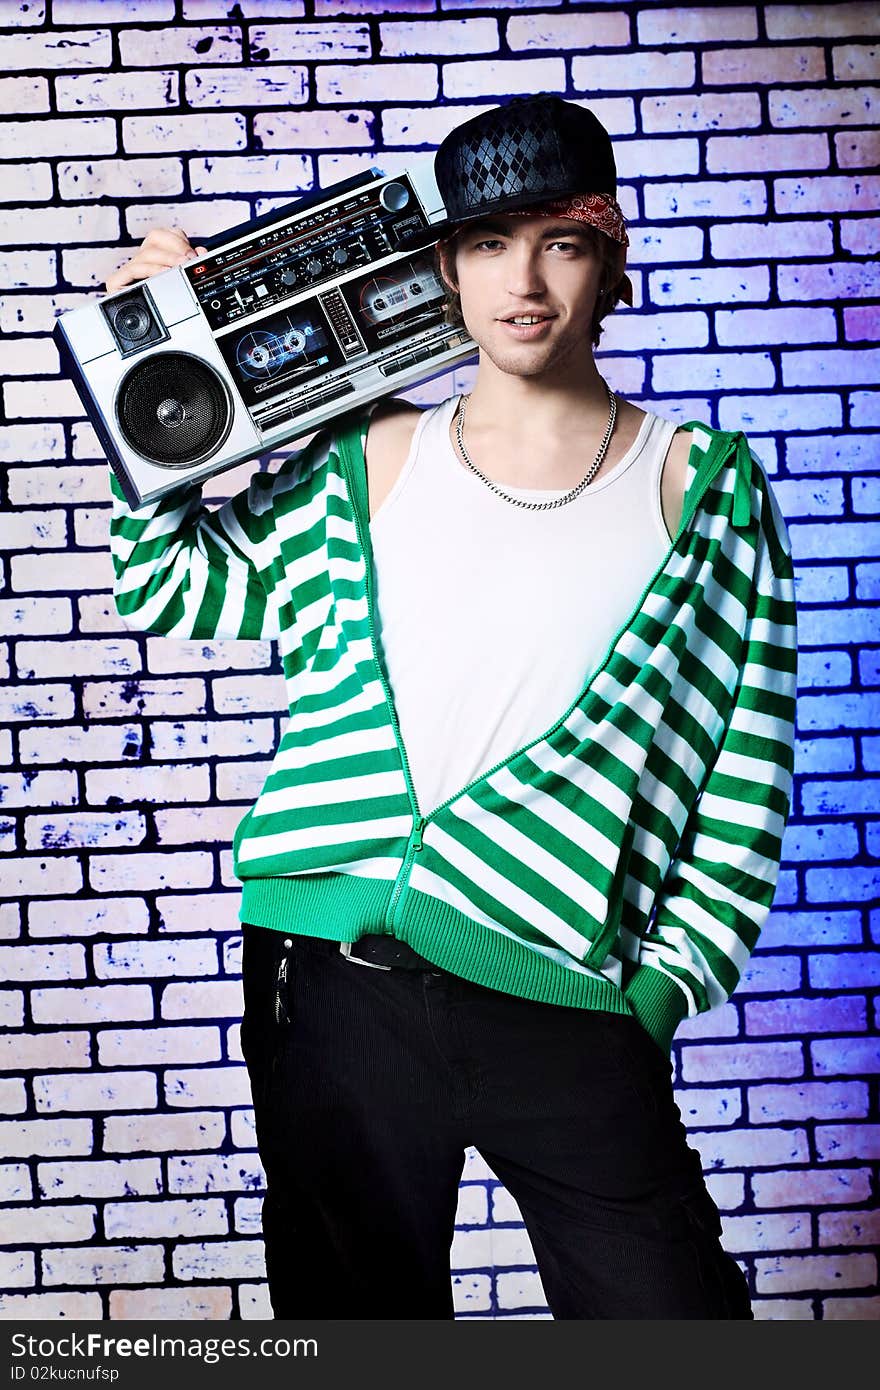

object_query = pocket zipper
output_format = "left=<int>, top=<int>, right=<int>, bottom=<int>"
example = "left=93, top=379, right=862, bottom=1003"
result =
left=274, top=953, right=290, bottom=1026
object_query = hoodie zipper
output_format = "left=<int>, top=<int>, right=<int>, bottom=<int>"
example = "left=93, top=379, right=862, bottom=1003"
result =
left=341, top=419, right=742, bottom=930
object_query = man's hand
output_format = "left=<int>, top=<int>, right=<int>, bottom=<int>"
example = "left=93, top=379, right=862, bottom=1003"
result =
left=105, top=227, right=208, bottom=294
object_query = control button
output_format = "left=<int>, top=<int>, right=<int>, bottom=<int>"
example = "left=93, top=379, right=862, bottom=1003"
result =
left=380, top=181, right=410, bottom=212
left=332, top=247, right=348, bottom=265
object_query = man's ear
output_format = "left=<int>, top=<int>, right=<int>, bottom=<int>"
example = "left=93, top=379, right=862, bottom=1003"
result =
left=436, top=238, right=459, bottom=295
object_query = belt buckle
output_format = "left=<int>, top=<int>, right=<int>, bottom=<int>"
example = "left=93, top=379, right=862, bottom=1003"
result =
left=339, top=940, right=392, bottom=971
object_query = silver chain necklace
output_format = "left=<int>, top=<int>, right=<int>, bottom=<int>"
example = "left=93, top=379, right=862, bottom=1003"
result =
left=454, top=380, right=618, bottom=511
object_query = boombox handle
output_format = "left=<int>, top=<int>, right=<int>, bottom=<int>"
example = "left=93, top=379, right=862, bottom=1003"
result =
left=191, top=166, right=387, bottom=254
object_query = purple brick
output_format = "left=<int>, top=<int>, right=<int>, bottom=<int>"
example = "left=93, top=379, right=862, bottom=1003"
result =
left=816, top=1125, right=880, bottom=1162
left=748, top=1081, right=868, bottom=1124
left=745, top=997, right=867, bottom=1037
left=752, top=1167, right=872, bottom=1209
left=809, top=952, right=880, bottom=990
left=679, top=1042, right=803, bottom=1083
left=811, top=1038, right=880, bottom=1076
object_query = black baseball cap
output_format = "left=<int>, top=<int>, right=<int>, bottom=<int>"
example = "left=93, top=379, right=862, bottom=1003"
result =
left=432, top=95, right=619, bottom=234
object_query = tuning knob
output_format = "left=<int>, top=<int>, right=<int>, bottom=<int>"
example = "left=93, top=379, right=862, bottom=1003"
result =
left=332, top=247, right=348, bottom=265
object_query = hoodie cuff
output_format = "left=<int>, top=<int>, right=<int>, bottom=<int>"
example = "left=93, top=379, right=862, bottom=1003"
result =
left=623, top=967, right=690, bottom=1055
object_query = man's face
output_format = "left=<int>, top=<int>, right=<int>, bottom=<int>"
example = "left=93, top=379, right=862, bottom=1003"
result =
left=438, top=213, right=612, bottom=379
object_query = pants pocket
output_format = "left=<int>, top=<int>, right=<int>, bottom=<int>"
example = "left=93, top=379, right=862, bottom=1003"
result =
left=678, top=1184, right=753, bottom=1320
left=240, top=926, right=296, bottom=1084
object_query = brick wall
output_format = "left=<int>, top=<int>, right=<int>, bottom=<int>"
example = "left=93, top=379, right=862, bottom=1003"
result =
left=0, top=0, right=877, bottom=1321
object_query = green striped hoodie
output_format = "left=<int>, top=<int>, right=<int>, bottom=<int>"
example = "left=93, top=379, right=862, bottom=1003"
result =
left=109, top=402, right=798, bottom=1053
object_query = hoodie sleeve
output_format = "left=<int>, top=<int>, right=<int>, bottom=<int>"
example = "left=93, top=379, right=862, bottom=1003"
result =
left=623, top=460, right=799, bottom=1054
left=108, top=427, right=336, bottom=642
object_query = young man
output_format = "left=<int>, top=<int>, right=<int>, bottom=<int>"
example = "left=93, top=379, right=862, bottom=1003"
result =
left=106, top=96, right=798, bottom=1319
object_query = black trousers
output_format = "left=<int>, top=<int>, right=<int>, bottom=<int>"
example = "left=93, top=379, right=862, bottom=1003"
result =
left=240, top=924, right=752, bottom=1320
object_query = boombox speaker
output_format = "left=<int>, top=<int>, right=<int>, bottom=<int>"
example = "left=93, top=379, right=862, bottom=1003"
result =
left=54, top=160, right=477, bottom=506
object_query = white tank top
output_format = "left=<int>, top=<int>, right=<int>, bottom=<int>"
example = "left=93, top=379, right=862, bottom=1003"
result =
left=369, top=393, right=678, bottom=817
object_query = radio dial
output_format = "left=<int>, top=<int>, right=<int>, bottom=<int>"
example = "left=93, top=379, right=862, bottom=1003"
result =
left=380, top=182, right=410, bottom=212
left=332, top=248, right=348, bottom=265
left=307, top=258, right=322, bottom=275
left=279, top=269, right=297, bottom=285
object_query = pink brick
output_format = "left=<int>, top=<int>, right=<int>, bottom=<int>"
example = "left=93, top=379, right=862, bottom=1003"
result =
left=119, top=26, right=241, bottom=67
left=188, top=154, right=311, bottom=196
left=702, top=45, right=826, bottom=85
left=811, top=1117, right=873, bottom=1162
left=822, top=1295, right=880, bottom=1320
left=56, top=71, right=179, bottom=114
left=121, top=115, right=246, bottom=154
left=755, top=1253, right=876, bottom=1295
left=752, top=1167, right=872, bottom=1209
left=784, top=346, right=880, bottom=386
left=317, top=63, right=437, bottom=103
left=507, top=11, right=627, bottom=49
left=745, top=997, right=867, bottom=1036
left=775, top=174, right=879, bottom=215
left=812, top=1037, right=880, bottom=1076
left=778, top=260, right=879, bottom=300
left=697, top=1125, right=812, bottom=1172
left=56, top=0, right=172, bottom=16
left=835, top=129, right=880, bottom=168
left=819, top=1209, right=880, bottom=1247
left=110, top=1286, right=233, bottom=1319
left=770, top=87, right=879, bottom=129
left=842, top=218, right=880, bottom=254
left=845, top=305, right=880, bottom=340
left=380, top=17, right=498, bottom=55
left=0, top=75, right=49, bottom=113
left=646, top=180, right=766, bottom=219
left=146, top=638, right=272, bottom=674
left=721, top=1212, right=811, bottom=1254
left=103, top=1111, right=225, bottom=1154
left=716, top=306, right=835, bottom=346
left=185, top=66, right=307, bottom=108
left=642, top=94, right=761, bottom=134
left=249, top=21, right=369, bottom=60
left=0, top=29, right=111, bottom=70
left=572, top=51, right=694, bottom=91
left=82, top=680, right=207, bottom=720
left=88, top=851, right=214, bottom=894
left=679, top=1042, right=803, bottom=1083
left=98, top=1027, right=220, bottom=1068
left=706, top=219, right=828, bottom=261
left=833, top=42, right=880, bottom=80
left=638, top=6, right=756, bottom=42
left=0, top=1293, right=102, bottom=1318
left=765, top=3, right=877, bottom=39
left=0, top=117, right=115, bottom=160
left=253, top=109, right=374, bottom=149
left=748, top=1081, right=868, bottom=1124
left=29, top=898, right=149, bottom=940
left=1, top=857, right=82, bottom=898
left=707, top=133, right=828, bottom=174
left=0, top=1032, right=90, bottom=1073
left=154, top=805, right=245, bottom=845
left=442, top=57, right=563, bottom=100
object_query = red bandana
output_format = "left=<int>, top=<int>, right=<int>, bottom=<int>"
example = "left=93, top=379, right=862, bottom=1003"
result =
left=506, top=192, right=629, bottom=246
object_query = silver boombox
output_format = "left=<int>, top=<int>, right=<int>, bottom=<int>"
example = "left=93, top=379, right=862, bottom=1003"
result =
left=54, top=160, right=476, bottom=506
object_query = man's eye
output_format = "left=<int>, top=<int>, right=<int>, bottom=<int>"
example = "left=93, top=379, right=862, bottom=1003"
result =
left=473, top=238, right=503, bottom=251
left=550, top=241, right=578, bottom=253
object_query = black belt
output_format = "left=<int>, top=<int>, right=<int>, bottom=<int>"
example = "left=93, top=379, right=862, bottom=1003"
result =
left=338, top=935, right=442, bottom=973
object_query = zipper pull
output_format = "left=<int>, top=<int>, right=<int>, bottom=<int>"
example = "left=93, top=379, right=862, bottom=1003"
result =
left=412, top=818, right=425, bottom=852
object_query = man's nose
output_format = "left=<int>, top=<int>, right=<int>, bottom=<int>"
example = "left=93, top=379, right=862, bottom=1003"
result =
left=505, top=244, right=546, bottom=296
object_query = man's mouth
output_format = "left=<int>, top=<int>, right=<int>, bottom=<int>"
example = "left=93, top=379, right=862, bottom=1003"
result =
left=501, top=314, right=554, bottom=324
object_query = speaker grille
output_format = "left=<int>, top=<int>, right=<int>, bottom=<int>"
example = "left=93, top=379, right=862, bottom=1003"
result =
left=116, top=352, right=231, bottom=468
